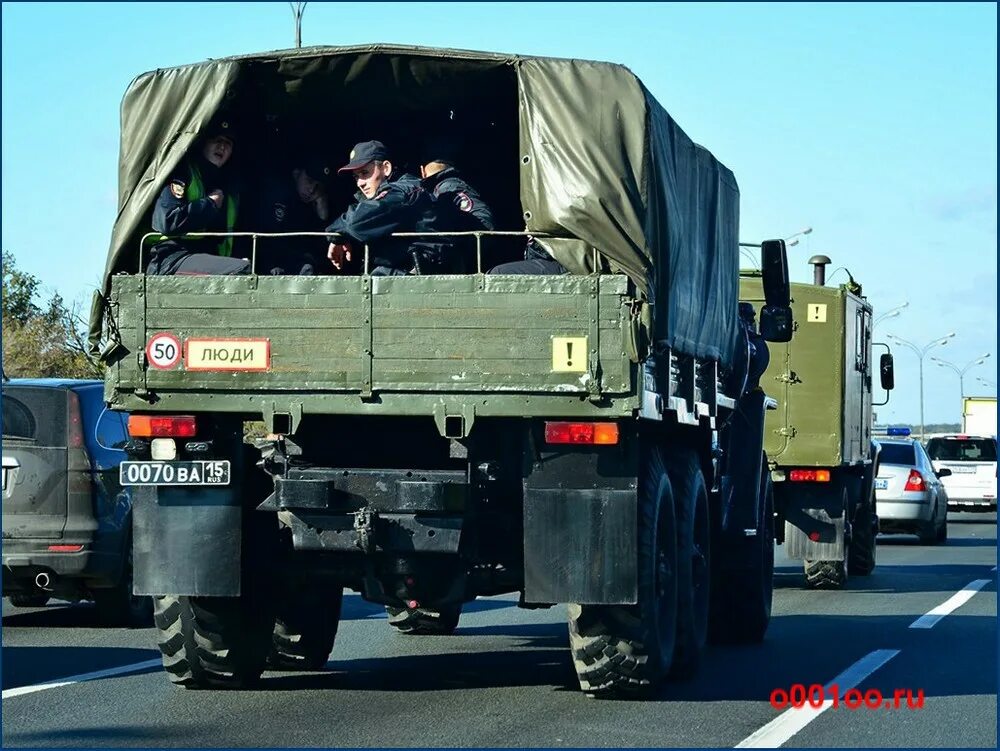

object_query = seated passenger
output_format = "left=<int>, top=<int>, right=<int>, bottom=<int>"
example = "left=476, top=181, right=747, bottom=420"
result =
left=419, top=143, right=496, bottom=272
left=488, top=237, right=567, bottom=275
left=147, top=118, right=250, bottom=276
left=253, top=154, right=333, bottom=274
left=325, top=140, right=436, bottom=276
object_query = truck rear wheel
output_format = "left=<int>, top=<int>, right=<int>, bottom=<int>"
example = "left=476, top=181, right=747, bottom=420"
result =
left=804, top=488, right=850, bottom=589
left=709, top=459, right=774, bottom=644
left=269, top=587, right=343, bottom=670
left=667, top=450, right=710, bottom=677
left=386, top=604, right=461, bottom=635
left=567, top=442, right=677, bottom=698
left=847, top=498, right=877, bottom=575
left=154, top=593, right=276, bottom=688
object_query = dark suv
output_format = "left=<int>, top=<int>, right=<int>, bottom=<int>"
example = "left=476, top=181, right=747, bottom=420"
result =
left=2, top=379, right=149, bottom=624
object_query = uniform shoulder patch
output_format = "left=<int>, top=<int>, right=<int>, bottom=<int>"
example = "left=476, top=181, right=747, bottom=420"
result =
left=169, top=180, right=186, bottom=199
left=273, top=202, right=287, bottom=222
left=374, top=189, right=390, bottom=201
left=456, top=192, right=474, bottom=213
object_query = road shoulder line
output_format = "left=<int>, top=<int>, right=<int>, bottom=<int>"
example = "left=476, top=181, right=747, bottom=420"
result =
left=1, top=658, right=162, bottom=699
left=735, top=649, right=899, bottom=748
left=909, top=579, right=991, bottom=629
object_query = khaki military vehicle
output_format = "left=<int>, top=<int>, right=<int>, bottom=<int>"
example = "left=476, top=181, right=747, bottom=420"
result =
left=740, top=255, right=895, bottom=589
left=91, top=45, right=794, bottom=697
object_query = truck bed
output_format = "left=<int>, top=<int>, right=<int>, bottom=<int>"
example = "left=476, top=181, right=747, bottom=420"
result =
left=105, top=273, right=638, bottom=420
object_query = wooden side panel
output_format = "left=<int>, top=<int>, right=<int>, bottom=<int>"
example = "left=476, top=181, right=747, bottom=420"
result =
left=108, top=274, right=632, bottom=398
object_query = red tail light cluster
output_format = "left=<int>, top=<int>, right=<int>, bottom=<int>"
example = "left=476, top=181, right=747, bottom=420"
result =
left=904, top=469, right=926, bottom=492
left=128, top=415, right=197, bottom=438
left=67, top=391, right=85, bottom=448
left=544, top=422, right=620, bottom=445
left=789, top=469, right=832, bottom=482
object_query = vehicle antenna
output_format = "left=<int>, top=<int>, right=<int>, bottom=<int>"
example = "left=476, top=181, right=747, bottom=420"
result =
left=289, top=2, right=307, bottom=48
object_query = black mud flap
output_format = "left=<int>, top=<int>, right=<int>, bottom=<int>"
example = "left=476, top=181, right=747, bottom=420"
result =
left=132, top=483, right=242, bottom=596
left=717, top=389, right=768, bottom=544
left=523, top=487, right=637, bottom=604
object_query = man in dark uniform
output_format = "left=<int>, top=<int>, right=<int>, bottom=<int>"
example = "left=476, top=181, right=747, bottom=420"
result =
left=488, top=238, right=567, bottom=275
left=418, top=144, right=496, bottom=272
left=147, top=118, right=250, bottom=276
left=326, top=140, right=437, bottom=276
left=253, top=154, right=333, bottom=274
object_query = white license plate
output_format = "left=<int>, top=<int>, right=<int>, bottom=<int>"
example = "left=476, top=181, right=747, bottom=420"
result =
left=874, top=478, right=889, bottom=490
left=120, top=461, right=230, bottom=486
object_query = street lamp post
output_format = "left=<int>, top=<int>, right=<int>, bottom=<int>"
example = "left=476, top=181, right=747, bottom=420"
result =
left=886, top=332, right=956, bottom=441
left=930, top=353, right=991, bottom=417
left=873, top=301, right=909, bottom=330
left=784, top=227, right=813, bottom=248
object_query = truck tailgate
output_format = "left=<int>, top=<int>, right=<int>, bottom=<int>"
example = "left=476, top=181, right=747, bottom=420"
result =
left=108, top=273, right=634, bottom=404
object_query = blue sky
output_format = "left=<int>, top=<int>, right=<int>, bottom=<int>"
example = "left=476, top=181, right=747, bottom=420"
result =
left=2, top=2, right=996, bottom=424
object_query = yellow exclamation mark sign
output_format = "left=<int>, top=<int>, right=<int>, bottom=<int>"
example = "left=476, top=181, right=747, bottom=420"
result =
left=552, top=336, right=588, bottom=372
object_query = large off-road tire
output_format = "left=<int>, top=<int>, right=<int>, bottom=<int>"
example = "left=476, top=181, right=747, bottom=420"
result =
left=667, top=450, right=710, bottom=678
left=154, top=593, right=276, bottom=688
left=269, top=587, right=343, bottom=670
left=154, top=463, right=279, bottom=689
left=804, top=486, right=850, bottom=589
left=568, top=441, right=678, bottom=698
left=709, top=459, right=774, bottom=645
left=386, top=604, right=461, bottom=635
left=9, top=594, right=49, bottom=608
left=847, top=495, right=877, bottom=576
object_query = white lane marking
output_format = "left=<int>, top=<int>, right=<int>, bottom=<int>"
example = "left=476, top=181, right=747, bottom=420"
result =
left=735, top=649, right=899, bottom=748
left=1, top=658, right=161, bottom=699
left=909, top=579, right=991, bottom=629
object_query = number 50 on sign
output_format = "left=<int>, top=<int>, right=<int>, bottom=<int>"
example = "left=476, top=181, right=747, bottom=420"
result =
left=146, top=332, right=182, bottom=370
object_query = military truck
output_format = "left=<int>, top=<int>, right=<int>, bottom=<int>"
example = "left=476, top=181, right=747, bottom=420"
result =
left=91, top=45, right=794, bottom=697
left=740, top=255, right=894, bottom=589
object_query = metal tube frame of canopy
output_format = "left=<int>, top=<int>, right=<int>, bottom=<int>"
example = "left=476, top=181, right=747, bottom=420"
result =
left=138, top=231, right=601, bottom=276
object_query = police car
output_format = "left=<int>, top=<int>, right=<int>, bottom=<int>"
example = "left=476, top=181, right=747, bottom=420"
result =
left=925, top=434, right=998, bottom=511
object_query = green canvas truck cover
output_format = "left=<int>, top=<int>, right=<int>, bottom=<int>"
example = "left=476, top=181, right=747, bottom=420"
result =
left=95, top=44, right=740, bottom=368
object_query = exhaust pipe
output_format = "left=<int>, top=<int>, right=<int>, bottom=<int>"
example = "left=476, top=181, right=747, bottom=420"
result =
left=35, top=572, right=52, bottom=590
left=809, top=254, right=832, bottom=286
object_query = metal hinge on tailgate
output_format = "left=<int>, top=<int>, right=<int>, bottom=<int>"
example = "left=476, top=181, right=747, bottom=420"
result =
left=587, top=277, right=602, bottom=402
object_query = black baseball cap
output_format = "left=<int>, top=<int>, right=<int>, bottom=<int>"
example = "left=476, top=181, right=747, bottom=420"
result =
left=204, top=115, right=238, bottom=143
left=337, top=140, right=390, bottom=172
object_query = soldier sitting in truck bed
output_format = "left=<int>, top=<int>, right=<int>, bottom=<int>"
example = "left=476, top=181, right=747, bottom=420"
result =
left=147, top=117, right=251, bottom=276
left=326, top=140, right=441, bottom=275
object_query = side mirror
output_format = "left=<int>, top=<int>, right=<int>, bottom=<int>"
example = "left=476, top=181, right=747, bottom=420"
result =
left=760, top=305, right=794, bottom=343
left=760, top=239, right=791, bottom=308
left=879, top=353, right=895, bottom=391
left=936, top=468, right=953, bottom=478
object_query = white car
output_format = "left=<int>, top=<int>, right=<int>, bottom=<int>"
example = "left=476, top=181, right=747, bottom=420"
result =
left=925, top=435, right=997, bottom=511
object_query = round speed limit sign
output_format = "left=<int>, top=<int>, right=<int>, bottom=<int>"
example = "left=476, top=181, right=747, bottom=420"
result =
left=146, top=332, right=182, bottom=370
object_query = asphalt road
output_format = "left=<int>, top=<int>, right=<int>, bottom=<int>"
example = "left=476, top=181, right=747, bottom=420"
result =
left=3, top=512, right=996, bottom=748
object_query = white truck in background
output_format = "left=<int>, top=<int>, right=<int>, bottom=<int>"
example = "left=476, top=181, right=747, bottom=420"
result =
left=963, top=397, right=998, bottom=437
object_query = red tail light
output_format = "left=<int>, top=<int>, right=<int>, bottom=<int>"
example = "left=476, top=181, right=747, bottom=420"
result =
left=904, top=469, right=926, bottom=492
left=67, top=391, right=85, bottom=448
left=544, top=422, right=619, bottom=445
left=128, top=415, right=197, bottom=438
left=789, top=469, right=832, bottom=482
left=47, top=545, right=84, bottom=553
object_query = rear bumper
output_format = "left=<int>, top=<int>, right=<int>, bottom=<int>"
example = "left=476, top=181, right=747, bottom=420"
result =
left=1, top=542, right=119, bottom=593
left=946, top=496, right=997, bottom=511
left=877, top=499, right=934, bottom=528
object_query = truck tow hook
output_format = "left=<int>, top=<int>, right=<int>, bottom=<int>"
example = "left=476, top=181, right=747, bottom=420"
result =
left=353, top=506, right=378, bottom=554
